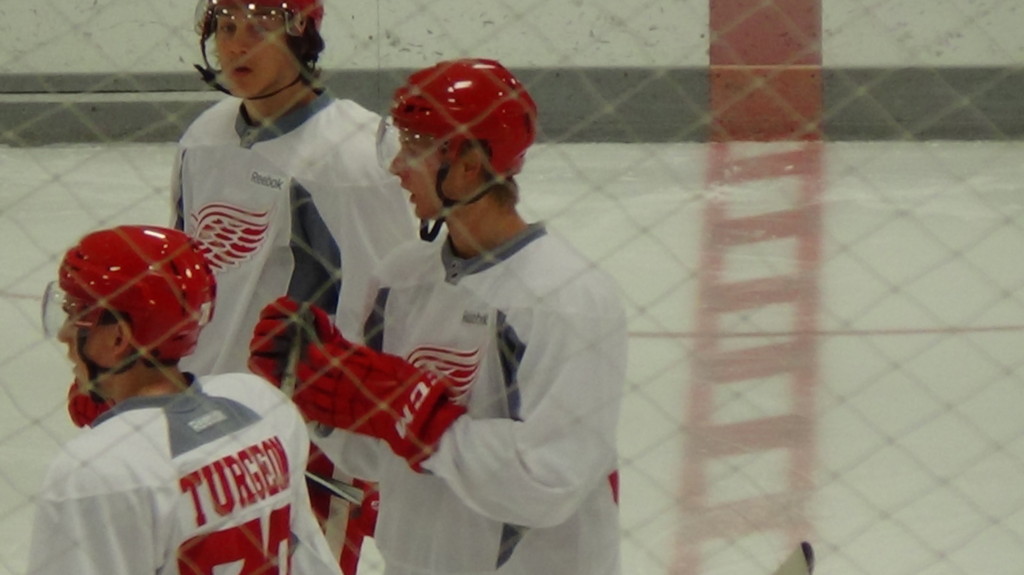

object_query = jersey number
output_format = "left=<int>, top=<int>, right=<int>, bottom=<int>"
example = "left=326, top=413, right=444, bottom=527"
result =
left=178, top=505, right=291, bottom=575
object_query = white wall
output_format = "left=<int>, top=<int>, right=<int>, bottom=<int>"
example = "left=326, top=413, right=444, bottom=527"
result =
left=0, top=0, right=702, bottom=75
left=3, top=0, right=1020, bottom=76
left=822, top=0, right=1024, bottom=66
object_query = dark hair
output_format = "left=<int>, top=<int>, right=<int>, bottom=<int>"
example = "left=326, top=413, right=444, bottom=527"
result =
left=456, top=139, right=520, bottom=206
left=288, top=25, right=325, bottom=83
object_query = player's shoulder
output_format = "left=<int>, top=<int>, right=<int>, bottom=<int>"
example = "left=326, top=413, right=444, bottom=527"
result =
left=179, top=96, right=241, bottom=145
left=325, top=97, right=382, bottom=123
left=196, top=372, right=297, bottom=418
left=307, top=97, right=382, bottom=141
left=284, top=97, right=387, bottom=180
left=43, top=412, right=177, bottom=499
left=527, top=230, right=597, bottom=273
left=512, top=229, right=625, bottom=313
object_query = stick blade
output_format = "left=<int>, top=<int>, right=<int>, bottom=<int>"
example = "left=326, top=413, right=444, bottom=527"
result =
left=771, top=542, right=814, bottom=575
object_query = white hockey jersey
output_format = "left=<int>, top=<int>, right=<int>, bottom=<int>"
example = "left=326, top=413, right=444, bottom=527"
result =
left=173, top=94, right=415, bottom=375
left=313, top=224, right=629, bottom=575
left=27, top=374, right=341, bottom=575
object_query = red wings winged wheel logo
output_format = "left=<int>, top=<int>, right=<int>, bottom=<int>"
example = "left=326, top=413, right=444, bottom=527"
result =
left=407, top=346, right=481, bottom=406
left=191, top=203, right=271, bottom=271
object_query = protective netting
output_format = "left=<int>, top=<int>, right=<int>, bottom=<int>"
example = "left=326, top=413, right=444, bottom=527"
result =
left=1, top=1, right=1023, bottom=575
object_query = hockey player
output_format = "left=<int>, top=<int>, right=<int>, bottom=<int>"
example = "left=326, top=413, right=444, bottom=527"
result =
left=67, top=3, right=414, bottom=416
left=171, top=0, right=410, bottom=568
left=249, top=59, right=628, bottom=574
left=178, top=0, right=414, bottom=374
left=30, top=225, right=342, bottom=575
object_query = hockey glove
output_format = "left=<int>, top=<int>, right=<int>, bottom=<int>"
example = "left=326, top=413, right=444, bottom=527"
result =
left=248, top=296, right=337, bottom=389
left=67, top=380, right=112, bottom=428
left=249, top=297, right=467, bottom=470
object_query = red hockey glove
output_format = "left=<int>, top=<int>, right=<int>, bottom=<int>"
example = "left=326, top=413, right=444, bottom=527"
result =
left=248, top=296, right=338, bottom=388
left=298, top=334, right=467, bottom=470
left=249, top=297, right=466, bottom=470
left=67, top=380, right=113, bottom=428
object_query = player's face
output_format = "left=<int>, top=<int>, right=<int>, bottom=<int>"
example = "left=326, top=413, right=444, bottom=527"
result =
left=58, top=326, right=90, bottom=385
left=57, top=308, right=130, bottom=395
left=43, top=284, right=109, bottom=384
left=212, top=6, right=298, bottom=99
left=54, top=301, right=98, bottom=384
left=389, top=133, right=446, bottom=219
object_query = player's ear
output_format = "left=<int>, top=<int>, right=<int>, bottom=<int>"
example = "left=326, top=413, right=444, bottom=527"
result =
left=109, top=319, right=137, bottom=363
left=454, top=144, right=490, bottom=182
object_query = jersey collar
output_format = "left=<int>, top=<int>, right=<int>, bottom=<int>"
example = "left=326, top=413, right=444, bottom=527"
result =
left=441, top=223, right=547, bottom=284
left=235, top=91, right=332, bottom=148
left=91, top=374, right=199, bottom=426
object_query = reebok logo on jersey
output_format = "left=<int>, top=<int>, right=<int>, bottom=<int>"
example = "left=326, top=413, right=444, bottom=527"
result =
left=191, top=203, right=271, bottom=271
left=407, top=345, right=480, bottom=406
left=188, top=409, right=227, bottom=432
left=250, top=170, right=285, bottom=190
left=462, top=311, right=489, bottom=325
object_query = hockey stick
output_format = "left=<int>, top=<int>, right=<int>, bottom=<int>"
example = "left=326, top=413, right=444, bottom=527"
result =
left=278, top=301, right=308, bottom=398
left=304, top=470, right=365, bottom=504
left=280, top=305, right=367, bottom=509
left=771, top=542, right=815, bottom=575
left=278, top=300, right=369, bottom=574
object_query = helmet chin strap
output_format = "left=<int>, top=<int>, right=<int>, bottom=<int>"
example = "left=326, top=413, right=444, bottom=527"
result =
left=419, top=218, right=445, bottom=242
left=195, top=36, right=307, bottom=102
left=246, top=74, right=305, bottom=101
left=419, top=166, right=452, bottom=241
left=195, top=61, right=305, bottom=102
left=419, top=164, right=497, bottom=242
left=195, top=39, right=233, bottom=95
left=194, top=64, right=232, bottom=96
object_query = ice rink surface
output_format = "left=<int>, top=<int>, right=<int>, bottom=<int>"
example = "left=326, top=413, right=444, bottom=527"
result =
left=1, top=140, right=1022, bottom=575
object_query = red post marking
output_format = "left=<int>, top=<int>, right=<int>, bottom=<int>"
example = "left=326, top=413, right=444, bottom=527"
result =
left=675, top=142, right=823, bottom=574
left=709, top=0, right=822, bottom=141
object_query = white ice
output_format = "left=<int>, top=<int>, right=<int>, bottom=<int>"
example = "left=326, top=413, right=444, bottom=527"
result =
left=1, top=140, right=1022, bottom=575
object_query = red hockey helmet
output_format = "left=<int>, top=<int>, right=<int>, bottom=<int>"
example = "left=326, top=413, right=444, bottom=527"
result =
left=390, top=59, right=538, bottom=177
left=49, top=226, right=216, bottom=362
left=194, top=0, right=325, bottom=36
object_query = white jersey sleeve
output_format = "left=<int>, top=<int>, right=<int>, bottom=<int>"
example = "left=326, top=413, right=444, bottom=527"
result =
left=26, top=374, right=342, bottom=575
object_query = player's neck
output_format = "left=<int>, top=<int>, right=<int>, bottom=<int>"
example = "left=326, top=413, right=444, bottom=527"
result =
left=102, top=366, right=190, bottom=403
left=447, top=207, right=527, bottom=259
left=242, top=81, right=318, bottom=125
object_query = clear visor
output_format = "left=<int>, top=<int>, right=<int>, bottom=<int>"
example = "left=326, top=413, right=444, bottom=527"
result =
left=41, top=282, right=100, bottom=338
left=376, top=117, right=444, bottom=172
left=375, top=117, right=402, bottom=172
left=41, top=281, right=69, bottom=338
left=195, top=0, right=307, bottom=37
